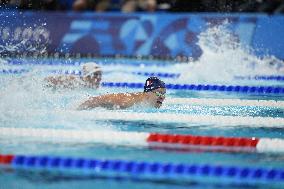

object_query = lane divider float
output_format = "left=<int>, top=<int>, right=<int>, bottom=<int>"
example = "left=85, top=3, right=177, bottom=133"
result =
left=7, top=58, right=170, bottom=67
left=0, top=68, right=29, bottom=74
left=101, top=82, right=284, bottom=94
left=234, top=75, right=284, bottom=82
left=1, top=127, right=284, bottom=153
left=2, top=68, right=284, bottom=81
left=132, top=71, right=180, bottom=78
left=0, top=68, right=179, bottom=79
left=0, top=68, right=82, bottom=75
left=0, top=154, right=283, bottom=185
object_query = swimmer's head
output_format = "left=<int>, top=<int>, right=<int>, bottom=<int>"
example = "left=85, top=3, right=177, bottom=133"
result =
left=144, top=77, right=165, bottom=92
left=144, top=77, right=166, bottom=108
left=82, top=62, right=101, bottom=76
left=81, top=62, right=102, bottom=88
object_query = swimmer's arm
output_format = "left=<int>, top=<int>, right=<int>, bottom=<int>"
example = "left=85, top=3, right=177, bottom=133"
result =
left=77, top=95, right=118, bottom=110
left=44, top=76, right=63, bottom=86
left=77, top=96, right=103, bottom=110
left=44, top=75, right=77, bottom=88
left=77, top=94, right=134, bottom=110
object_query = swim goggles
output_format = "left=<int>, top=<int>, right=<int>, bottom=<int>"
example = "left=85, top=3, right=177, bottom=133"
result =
left=86, top=71, right=102, bottom=79
left=153, top=91, right=165, bottom=98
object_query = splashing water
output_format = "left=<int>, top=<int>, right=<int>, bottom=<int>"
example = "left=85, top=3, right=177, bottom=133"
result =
left=0, top=8, right=50, bottom=57
left=0, top=26, right=50, bottom=56
left=0, top=12, right=56, bottom=126
left=0, top=70, right=103, bottom=130
left=178, top=23, right=284, bottom=84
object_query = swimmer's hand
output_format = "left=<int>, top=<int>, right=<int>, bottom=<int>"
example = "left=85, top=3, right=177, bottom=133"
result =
left=77, top=97, right=98, bottom=110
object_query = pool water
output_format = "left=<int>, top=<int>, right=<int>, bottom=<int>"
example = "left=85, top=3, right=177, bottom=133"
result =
left=0, top=57, right=284, bottom=189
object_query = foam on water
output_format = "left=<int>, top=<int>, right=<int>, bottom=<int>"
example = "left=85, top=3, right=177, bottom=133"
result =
left=0, top=62, right=122, bottom=132
left=0, top=70, right=94, bottom=128
left=176, top=23, right=284, bottom=84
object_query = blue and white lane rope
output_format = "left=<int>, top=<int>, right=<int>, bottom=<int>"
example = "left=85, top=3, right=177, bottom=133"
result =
left=6, top=58, right=171, bottom=66
left=133, top=73, right=284, bottom=81
left=132, top=71, right=180, bottom=78
left=102, top=82, right=284, bottom=94
left=2, top=68, right=284, bottom=81
left=0, top=68, right=29, bottom=74
left=0, top=68, right=82, bottom=75
left=0, top=154, right=284, bottom=185
left=234, top=75, right=284, bottom=82
left=0, top=68, right=180, bottom=79
left=1, top=127, right=284, bottom=153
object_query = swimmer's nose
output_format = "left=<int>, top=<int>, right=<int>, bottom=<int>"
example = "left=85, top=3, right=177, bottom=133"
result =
left=159, top=96, right=165, bottom=101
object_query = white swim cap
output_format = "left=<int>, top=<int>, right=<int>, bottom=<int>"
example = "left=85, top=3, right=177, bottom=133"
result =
left=81, top=62, right=101, bottom=76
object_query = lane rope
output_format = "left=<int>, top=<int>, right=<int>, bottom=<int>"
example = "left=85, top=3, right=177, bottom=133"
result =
left=6, top=59, right=170, bottom=67
left=132, top=71, right=180, bottom=78
left=1, top=127, right=284, bottom=153
left=165, top=97, right=284, bottom=108
left=0, top=153, right=283, bottom=185
left=0, top=68, right=180, bottom=79
left=2, top=68, right=284, bottom=81
left=0, top=68, right=284, bottom=81
left=234, top=75, right=284, bottom=82
left=101, top=82, right=284, bottom=94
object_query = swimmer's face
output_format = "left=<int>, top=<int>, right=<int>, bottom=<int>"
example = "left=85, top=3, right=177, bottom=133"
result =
left=85, top=71, right=102, bottom=88
left=148, top=88, right=166, bottom=108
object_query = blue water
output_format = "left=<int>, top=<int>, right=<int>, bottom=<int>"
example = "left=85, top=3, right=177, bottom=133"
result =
left=0, top=57, right=284, bottom=189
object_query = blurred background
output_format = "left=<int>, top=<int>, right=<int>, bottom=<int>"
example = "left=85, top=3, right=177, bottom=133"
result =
left=1, top=0, right=284, bottom=63
left=1, top=0, right=284, bottom=13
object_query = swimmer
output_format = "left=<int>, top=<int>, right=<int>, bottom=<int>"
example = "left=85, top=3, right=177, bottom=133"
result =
left=78, top=77, right=166, bottom=110
left=44, top=62, right=102, bottom=89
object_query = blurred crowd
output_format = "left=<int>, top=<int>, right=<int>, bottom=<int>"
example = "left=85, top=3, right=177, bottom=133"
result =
left=1, top=0, right=284, bottom=13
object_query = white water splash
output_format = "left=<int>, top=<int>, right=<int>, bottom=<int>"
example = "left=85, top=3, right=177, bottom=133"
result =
left=0, top=71, right=110, bottom=130
left=178, top=23, right=284, bottom=84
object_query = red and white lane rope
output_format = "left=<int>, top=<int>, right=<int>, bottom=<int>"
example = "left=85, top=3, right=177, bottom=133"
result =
left=1, top=127, right=284, bottom=153
left=165, top=98, right=284, bottom=108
